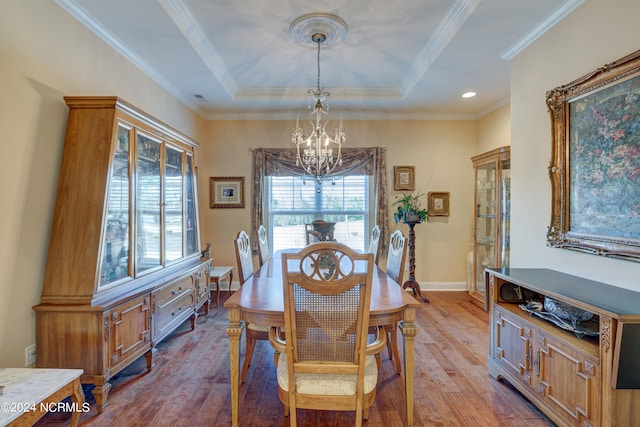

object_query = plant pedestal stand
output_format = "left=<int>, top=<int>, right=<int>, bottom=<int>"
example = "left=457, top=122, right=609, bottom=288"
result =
left=403, top=220, right=429, bottom=302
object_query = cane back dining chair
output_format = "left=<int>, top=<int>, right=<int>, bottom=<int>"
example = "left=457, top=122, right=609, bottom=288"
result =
left=257, top=224, right=271, bottom=266
left=383, top=230, right=408, bottom=374
left=269, top=242, right=386, bottom=426
left=366, top=225, right=381, bottom=265
left=234, top=230, right=274, bottom=382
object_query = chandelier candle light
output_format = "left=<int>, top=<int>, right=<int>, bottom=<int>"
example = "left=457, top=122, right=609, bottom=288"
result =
left=290, top=14, right=347, bottom=186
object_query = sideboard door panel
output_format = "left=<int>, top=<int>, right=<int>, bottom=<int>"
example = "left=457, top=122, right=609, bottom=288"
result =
left=537, top=333, right=600, bottom=427
left=494, top=306, right=532, bottom=385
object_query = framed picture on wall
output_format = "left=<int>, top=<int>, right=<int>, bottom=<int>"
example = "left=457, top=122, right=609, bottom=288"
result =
left=428, top=192, right=450, bottom=216
left=394, top=166, right=415, bottom=191
left=209, top=177, right=245, bottom=208
left=546, top=49, right=640, bottom=262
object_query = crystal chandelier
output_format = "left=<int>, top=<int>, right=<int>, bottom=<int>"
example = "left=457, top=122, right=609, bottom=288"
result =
left=292, top=31, right=345, bottom=185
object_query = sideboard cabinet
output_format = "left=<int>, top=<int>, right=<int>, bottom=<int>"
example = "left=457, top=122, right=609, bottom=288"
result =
left=33, top=97, right=210, bottom=412
left=470, top=146, right=510, bottom=309
left=486, top=268, right=640, bottom=426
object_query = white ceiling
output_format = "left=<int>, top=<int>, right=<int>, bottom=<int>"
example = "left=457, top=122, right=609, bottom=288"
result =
left=55, top=0, right=584, bottom=120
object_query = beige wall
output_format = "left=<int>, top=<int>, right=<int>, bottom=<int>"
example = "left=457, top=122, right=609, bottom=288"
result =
left=510, top=0, right=640, bottom=291
left=0, top=0, right=204, bottom=367
left=477, top=103, right=510, bottom=155
left=200, top=120, right=477, bottom=289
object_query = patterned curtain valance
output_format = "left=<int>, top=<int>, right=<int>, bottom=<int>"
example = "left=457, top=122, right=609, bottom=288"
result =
left=262, top=147, right=376, bottom=177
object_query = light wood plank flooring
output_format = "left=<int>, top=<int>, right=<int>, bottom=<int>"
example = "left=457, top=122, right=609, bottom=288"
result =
left=36, top=291, right=553, bottom=426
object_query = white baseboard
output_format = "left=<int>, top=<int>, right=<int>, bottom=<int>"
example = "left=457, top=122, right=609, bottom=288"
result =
left=418, top=281, right=468, bottom=291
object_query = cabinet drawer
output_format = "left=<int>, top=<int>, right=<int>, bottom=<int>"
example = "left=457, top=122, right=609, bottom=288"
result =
left=154, top=289, right=194, bottom=337
left=155, top=275, right=193, bottom=306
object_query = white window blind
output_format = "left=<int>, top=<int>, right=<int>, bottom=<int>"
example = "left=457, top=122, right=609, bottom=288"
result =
left=267, top=175, right=371, bottom=252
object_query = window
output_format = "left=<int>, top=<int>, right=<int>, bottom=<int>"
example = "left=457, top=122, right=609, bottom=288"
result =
left=267, top=175, right=372, bottom=252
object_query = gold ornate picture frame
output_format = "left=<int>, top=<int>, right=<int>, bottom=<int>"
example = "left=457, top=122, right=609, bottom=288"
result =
left=394, top=166, right=415, bottom=191
left=546, top=49, right=640, bottom=262
left=209, top=177, right=245, bottom=208
left=428, top=192, right=450, bottom=217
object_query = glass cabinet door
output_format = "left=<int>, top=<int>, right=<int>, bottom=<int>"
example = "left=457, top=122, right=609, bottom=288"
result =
left=164, top=145, right=183, bottom=262
left=99, top=124, right=131, bottom=287
left=500, top=159, right=511, bottom=267
left=470, top=146, right=510, bottom=309
left=136, top=133, right=162, bottom=274
left=185, top=153, right=199, bottom=256
left=475, top=161, right=497, bottom=293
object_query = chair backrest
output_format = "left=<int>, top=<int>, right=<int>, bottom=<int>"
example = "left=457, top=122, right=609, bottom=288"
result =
left=367, top=225, right=381, bottom=264
left=281, top=242, right=374, bottom=371
left=386, top=230, right=407, bottom=285
left=257, top=224, right=270, bottom=266
left=234, top=230, right=254, bottom=285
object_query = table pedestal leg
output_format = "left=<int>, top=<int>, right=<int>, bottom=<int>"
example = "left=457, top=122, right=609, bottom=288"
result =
left=227, top=311, right=245, bottom=427
left=400, top=314, right=418, bottom=427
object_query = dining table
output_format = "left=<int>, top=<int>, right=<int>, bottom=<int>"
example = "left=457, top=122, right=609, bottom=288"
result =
left=224, top=249, right=421, bottom=427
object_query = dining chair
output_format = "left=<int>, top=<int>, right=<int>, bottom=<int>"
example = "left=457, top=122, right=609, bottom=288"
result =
left=366, top=224, right=381, bottom=265
left=269, top=242, right=386, bottom=426
left=234, top=230, right=274, bottom=382
left=257, top=224, right=270, bottom=266
left=304, top=223, right=317, bottom=245
left=383, top=229, right=408, bottom=374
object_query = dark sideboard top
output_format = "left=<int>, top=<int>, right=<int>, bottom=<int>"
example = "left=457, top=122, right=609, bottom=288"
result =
left=487, top=268, right=640, bottom=317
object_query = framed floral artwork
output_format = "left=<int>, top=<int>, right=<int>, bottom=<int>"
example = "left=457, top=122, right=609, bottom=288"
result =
left=209, top=177, right=245, bottom=208
left=546, top=49, right=640, bottom=262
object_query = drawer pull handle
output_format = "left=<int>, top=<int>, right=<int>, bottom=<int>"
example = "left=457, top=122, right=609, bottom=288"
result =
left=172, top=286, right=184, bottom=295
left=171, top=306, right=183, bottom=316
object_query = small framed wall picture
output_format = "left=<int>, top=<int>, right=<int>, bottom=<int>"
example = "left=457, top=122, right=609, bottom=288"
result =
left=209, top=177, right=245, bottom=208
left=428, top=192, right=450, bottom=216
left=394, top=166, right=415, bottom=191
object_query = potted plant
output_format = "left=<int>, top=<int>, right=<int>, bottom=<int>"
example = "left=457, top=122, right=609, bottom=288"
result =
left=393, top=192, right=429, bottom=223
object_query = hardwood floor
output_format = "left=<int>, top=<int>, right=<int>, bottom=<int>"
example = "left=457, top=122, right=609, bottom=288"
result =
left=36, top=291, right=553, bottom=426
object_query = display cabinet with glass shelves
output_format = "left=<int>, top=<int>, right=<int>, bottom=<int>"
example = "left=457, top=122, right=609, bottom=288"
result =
left=33, top=97, right=210, bottom=411
left=469, top=146, right=510, bottom=309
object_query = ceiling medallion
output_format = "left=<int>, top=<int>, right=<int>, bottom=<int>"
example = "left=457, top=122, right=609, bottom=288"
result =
left=289, top=13, right=348, bottom=49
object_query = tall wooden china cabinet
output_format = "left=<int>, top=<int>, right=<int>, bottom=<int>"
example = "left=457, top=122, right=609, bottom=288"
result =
left=469, top=146, right=510, bottom=309
left=33, top=97, right=210, bottom=411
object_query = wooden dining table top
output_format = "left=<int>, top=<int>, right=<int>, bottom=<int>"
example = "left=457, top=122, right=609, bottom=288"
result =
left=224, top=249, right=421, bottom=319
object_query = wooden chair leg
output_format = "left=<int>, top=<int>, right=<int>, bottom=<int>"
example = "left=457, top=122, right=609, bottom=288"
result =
left=355, top=402, right=363, bottom=426
left=389, top=327, right=401, bottom=375
left=290, top=407, right=296, bottom=427
left=241, top=336, right=255, bottom=383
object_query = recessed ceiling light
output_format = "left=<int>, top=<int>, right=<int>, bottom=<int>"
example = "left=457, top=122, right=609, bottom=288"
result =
left=462, top=91, right=477, bottom=98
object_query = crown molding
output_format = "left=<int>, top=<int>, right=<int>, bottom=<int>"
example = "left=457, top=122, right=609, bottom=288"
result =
left=500, top=0, right=585, bottom=60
